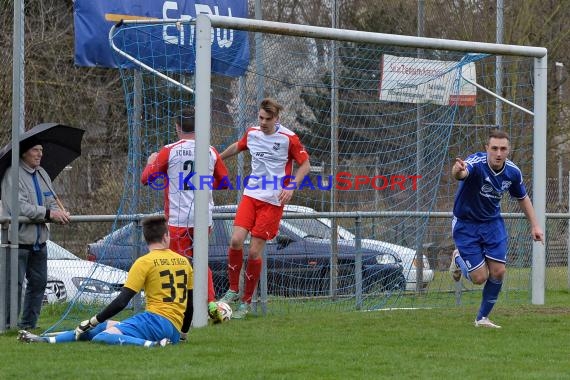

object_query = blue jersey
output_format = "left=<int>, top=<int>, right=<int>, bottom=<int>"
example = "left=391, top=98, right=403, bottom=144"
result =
left=453, top=152, right=527, bottom=222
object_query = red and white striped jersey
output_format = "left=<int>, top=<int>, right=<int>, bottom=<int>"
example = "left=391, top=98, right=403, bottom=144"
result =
left=141, top=139, right=228, bottom=227
left=237, top=124, right=309, bottom=206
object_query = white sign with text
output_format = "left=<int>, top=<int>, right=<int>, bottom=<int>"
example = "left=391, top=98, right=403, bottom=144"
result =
left=379, top=54, right=477, bottom=106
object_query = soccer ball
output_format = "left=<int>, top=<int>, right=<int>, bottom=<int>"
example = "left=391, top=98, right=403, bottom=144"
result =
left=216, top=301, right=232, bottom=321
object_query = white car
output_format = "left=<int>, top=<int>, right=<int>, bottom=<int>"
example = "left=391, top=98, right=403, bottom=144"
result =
left=44, top=240, right=128, bottom=304
left=360, top=240, right=434, bottom=291
left=282, top=205, right=434, bottom=291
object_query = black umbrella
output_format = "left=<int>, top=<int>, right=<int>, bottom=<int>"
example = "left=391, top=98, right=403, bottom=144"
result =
left=0, top=123, right=85, bottom=199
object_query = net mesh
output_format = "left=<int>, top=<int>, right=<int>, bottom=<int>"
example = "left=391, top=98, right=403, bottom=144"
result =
left=47, top=20, right=536, bottom=331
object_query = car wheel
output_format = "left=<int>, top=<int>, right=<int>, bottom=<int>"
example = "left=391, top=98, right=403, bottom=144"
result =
left=383, top=273, right=406, bottom=292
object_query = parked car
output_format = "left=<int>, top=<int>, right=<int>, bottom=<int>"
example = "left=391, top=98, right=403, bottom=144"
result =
left=87, top=207, right=407, bottom=296
left=43, top=275, right=66, bottom=304
left=42, top=240, right=128, bottom=304
left=277, top=205, right=433, bottom=291
left=87, top=205, right=432, bottom=296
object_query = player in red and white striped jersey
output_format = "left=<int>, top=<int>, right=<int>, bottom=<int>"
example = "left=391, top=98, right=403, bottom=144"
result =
left=218, top=98, right=310, bottom=319
left=141, top=107, right=228, bottom=323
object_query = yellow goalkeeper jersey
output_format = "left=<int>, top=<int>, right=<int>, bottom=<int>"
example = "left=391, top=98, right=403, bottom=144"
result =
left=124, top=248, right=193, bottom=331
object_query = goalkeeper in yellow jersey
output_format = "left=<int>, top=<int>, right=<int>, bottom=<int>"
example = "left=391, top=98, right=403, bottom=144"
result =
left=18, top=215, right=194, bottom=347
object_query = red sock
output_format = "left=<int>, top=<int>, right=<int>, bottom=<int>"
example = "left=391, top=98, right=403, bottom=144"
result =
left=207, top=267, right=215, bottom=303
left=227, top=248, right=243, bottom=291
left=243, top=258, right=262, bottom=303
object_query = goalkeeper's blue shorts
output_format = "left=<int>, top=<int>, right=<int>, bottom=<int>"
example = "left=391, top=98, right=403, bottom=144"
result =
left=114, top=311, right=180, bottom=344
left=452, top=217, right=508, bottom=272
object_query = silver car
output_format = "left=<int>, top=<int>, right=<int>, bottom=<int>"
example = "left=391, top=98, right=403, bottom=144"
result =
left=43, top=240, right=127, bottom=304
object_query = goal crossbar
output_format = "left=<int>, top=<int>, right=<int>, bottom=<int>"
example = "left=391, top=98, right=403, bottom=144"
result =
left=206, top=15, right=547, bottom=58
left=116, top=16, right=547, bottom=57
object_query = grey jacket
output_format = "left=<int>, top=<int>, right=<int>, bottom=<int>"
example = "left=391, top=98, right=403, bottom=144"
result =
left=1, top=160, right=60, bottom=246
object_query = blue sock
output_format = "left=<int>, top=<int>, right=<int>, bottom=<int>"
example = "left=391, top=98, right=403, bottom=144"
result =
left=45, top=322, right=109, bottom=343
left=477, top=276, right=503, bottom=320
left=454, top=255, right=472, bottom=282
left=48, top=331, right=76, bottom=343
left=91, top=331, right=157, bottom=347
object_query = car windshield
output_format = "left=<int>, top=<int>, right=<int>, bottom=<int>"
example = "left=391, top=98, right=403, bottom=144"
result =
left=47, top=241, right=80, bottom=260
left=283, top=218, right=354, bottom=240
left=100, top=222, right=140, bottom=244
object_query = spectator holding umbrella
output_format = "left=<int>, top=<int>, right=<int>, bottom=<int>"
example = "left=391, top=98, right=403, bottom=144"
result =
left=1, top=123, right=83, bottom=329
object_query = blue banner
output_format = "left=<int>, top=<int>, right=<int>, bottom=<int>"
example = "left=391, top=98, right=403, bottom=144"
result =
left=74, top=0, right=249, bottom=77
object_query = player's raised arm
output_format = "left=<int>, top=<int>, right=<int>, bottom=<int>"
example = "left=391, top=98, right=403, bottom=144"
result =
left=452, top=157, right=468, bottom=180
left=141, top=150, right=167, bottom=185
left=220, top=142, right=240, bottom=160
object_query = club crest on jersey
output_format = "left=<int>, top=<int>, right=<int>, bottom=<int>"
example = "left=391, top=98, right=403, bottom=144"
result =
left=272, top=142, right=281, bottom=151
left=501, top=181, right=512, bottom=190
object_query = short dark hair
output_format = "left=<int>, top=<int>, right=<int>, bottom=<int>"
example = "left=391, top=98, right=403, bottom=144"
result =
left=142, top=215, right=168, bottom=244
left=260, top=98, right=283, bottom=118
left=177, top=107, right=195, bottom=133
left=488, top=129, right=509, bottom=141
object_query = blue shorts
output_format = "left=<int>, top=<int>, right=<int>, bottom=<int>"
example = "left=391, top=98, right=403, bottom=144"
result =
left=114, top=311, right=180, bottom=344
left=452, top=217, right=508, bottom=272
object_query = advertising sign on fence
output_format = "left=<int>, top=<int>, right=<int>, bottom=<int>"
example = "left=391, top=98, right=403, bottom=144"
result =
left=379, top=54, right=477, bottom=106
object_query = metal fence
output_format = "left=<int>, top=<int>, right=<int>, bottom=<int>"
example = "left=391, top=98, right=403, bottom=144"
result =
left=2, top=196, right=569, bottom=332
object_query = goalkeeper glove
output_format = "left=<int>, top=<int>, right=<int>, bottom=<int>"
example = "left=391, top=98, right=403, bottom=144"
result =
left=74, top=316, right=100, bottom=340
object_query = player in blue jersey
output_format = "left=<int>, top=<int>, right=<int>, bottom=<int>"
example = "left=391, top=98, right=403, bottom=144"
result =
left=17, top=215, right=194, bottom=346
left=449, top=129, right=543, bottom=328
